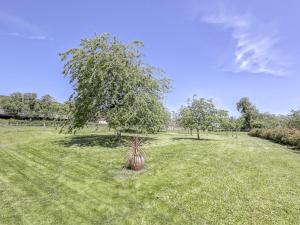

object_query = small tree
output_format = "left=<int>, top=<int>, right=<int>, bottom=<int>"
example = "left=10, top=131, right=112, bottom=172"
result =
left=236, top=97, right=258, bottom=130
left=39, top=94, right=55, bottom=126
left=288, top=110, right=300, bottom=130
left=23, top=93, right=38, bottom=118
left=216, top=110, right=230, bottom=130
left=2, top=92, right=25, bottom=117
left=179, top=97, right=217, bottom=140
left=178, top=105, right=193, bottom=134
left=168, top=111, right=180, bottom=131
left=60, top=33, right=170, bottom=136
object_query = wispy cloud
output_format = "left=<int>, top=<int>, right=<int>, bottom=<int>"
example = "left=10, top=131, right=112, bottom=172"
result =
left=203, top=11, right=289, bottom=76
left=1, top=32, right=48, bottom=40
left=0, top=11, right=51, bottom=41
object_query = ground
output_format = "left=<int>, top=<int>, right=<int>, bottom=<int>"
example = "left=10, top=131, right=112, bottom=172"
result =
left=0, top=126, right=299, bottom=225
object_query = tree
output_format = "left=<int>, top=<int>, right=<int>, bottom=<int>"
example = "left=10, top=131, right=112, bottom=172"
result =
left=178, top=104, right=193, bottom=134
left=40, top=94, right=55, bottom=125
left=1, top=92, right=69, bottom=121
left=236, top=97, right=258, bottom=130
left=60, top=33, right=170, bottom=136
left=288, top=110, right=300, bottom=129
left=2, top=92, right=25, bottom=117
left=23, top=93, right=38, bottom=118
left=252, top=112, right=286, bottom=129
left=215, top=109, right=230, bottom=130
left=168, top=110, right=180, bottom=130
left=179, top=97, right=217, bottom=140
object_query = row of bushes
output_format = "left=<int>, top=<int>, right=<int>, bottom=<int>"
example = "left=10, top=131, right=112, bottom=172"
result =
left=0, top=119, right=109, bottom=131
left=0, top=119, right=63, bottom=127
left=249, top=128, right=300, bottom=149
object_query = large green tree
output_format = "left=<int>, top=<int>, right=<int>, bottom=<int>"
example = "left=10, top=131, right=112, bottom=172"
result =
left=60, top=33, right=170, bottom=135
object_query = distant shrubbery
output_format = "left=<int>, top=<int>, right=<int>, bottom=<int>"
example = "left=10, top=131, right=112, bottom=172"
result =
left=0, top=118, right=62, bottom=127
left=239, top=98, right=300, bottom=149
left=0, top=119, right=108, bottom=130
left=0, top=92, right=69, bottom=120
left=249, top=128, right=300, bottom=149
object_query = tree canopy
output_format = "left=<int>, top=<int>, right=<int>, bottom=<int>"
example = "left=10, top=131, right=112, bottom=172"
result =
left=288, top=110, right=300, bottom=129
left=236, top=97, right=258, bottom=130
left=0, top=92, right=67, bottom=120
left=179, top=97, right=218, bottom=139
left=60, top=33, right=170, bottom=134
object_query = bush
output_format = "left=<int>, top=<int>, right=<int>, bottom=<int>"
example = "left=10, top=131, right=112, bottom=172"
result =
left=249, top=128, right=300, bottom=149
left=0, top=118, right=62, bottom=127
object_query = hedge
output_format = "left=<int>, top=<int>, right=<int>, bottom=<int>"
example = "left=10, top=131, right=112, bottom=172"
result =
left=249, top=128, right=300, bottom=149
left=0, top=119, right=62, bottom=127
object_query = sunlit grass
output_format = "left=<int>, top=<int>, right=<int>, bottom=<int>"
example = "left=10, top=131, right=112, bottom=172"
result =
left=0, top=126, right=299, bottom=224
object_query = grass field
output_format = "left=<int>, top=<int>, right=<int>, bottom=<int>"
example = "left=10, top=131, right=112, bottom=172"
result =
left=0, top=126, right=300, bottom=225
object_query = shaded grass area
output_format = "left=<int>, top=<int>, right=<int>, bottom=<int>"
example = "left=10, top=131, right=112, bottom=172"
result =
left=58, top=134, right=156, bottom=148
left=0, top=126, right=300, bottom=224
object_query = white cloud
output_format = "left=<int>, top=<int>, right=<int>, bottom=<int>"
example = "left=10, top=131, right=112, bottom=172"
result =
left=203, top=12, right=289, bottom=76
left=0, top=11, right=51, bottom=41
left=1, top=32, right=48, bottom=40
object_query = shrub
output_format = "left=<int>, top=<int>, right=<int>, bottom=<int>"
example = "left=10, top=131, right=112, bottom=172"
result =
left=0, top=118, right=62, bottom=127
left=249, top=128, right=300, bottom=149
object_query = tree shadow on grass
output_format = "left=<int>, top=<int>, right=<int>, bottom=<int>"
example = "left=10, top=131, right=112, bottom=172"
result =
left=286, top=146, right=300, bottom=154
left=171, top=137, right=218, bottom=141
left=58, top=134, right=156, bottom=148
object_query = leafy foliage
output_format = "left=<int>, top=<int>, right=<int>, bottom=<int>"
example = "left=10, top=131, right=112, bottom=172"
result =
left=288, top=110, right=300, bottom=130
left=2, top=92, right=25, bottom=116
left=0, top=92, right=67, bottom=120
left=60, top=33, right=170, bottom=134
left=237, top=97, right=258, bottom=130
left=249, top=128, right=300, bottom=149
left=252, top=113, right=288, bottom=129
left=39, top=94, right=55, bottom=119
left=178, top=97, right=218, bottom=139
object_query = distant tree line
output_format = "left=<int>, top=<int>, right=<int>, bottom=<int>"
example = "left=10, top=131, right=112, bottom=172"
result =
left=1, top=92, right=299, bottom=135
left=0, top=92, right=69, bottom=120
left=237, top=97, right=300, bottom=148
left=236, top=97, right=300, bottom=130
left=172, top=96, right=300, bottom=139
left=176, top=96, right=242, bottom=139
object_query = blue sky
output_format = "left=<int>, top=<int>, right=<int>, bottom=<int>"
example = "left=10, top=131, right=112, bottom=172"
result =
left=1, top=0, right=299, bottom=116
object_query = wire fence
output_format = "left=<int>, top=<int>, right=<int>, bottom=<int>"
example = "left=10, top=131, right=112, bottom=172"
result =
left=0, top=119, right=243, bottom=136
left=0, top=119, right=107, bottom=129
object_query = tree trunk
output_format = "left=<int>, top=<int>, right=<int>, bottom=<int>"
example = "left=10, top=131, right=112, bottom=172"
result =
left=190, top=128, right=193, bottom=136
left=197, top=128, right=200, bottom=140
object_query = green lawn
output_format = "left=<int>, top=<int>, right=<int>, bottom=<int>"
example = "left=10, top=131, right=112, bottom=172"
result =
left=0, top=126, right=300, bottom=225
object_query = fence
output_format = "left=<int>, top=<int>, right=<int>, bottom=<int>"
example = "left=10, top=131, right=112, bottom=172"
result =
left=0, top=119, right=107, bottom=129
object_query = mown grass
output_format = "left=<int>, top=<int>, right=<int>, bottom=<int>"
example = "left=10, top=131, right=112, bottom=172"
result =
left=0, top=126, right=300, bottom=224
